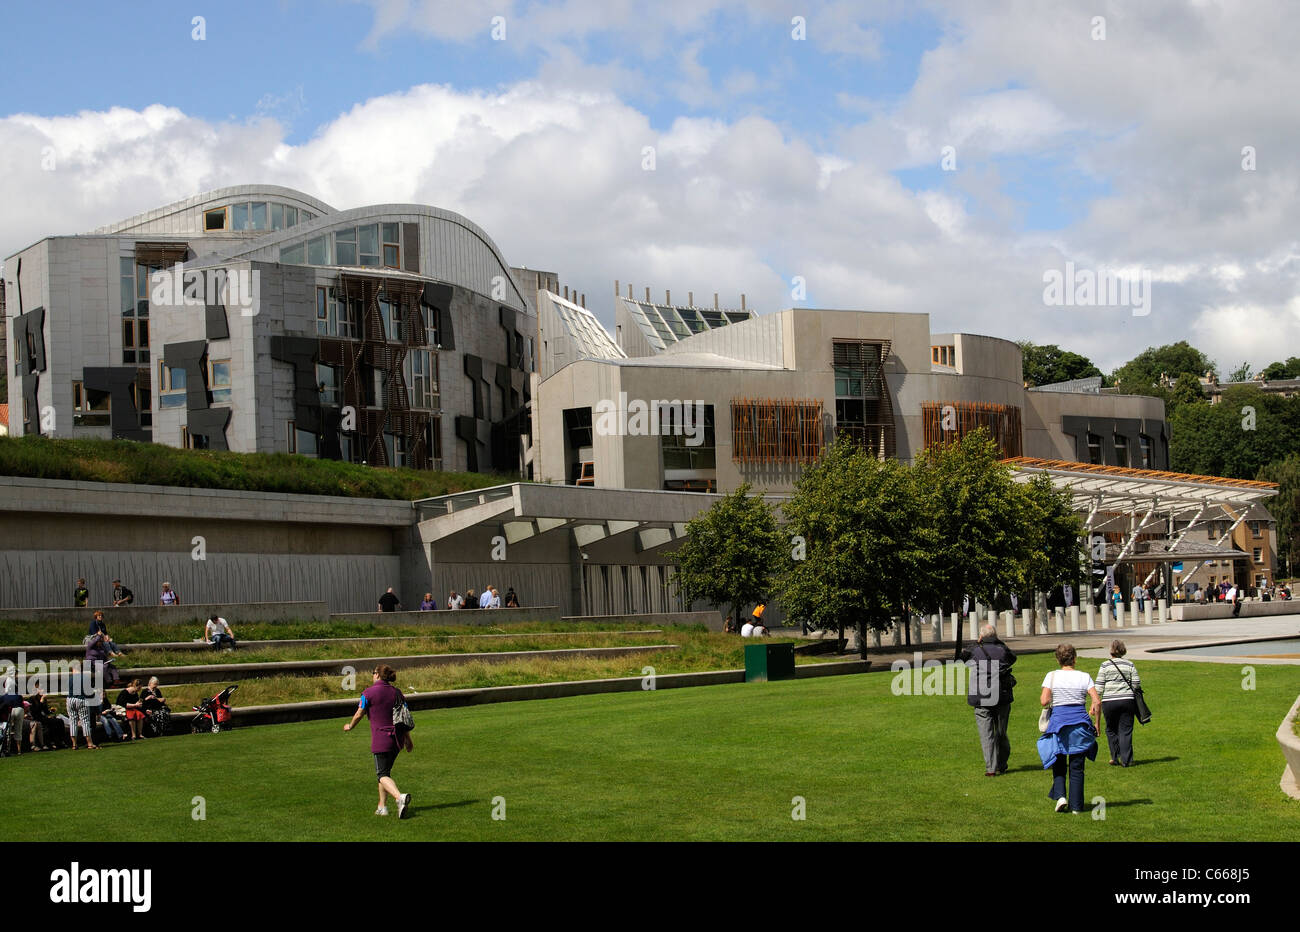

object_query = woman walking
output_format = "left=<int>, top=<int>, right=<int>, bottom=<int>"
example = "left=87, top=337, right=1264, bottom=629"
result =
left=1038, top=644, right=1100, bottom=813
left=1096, top=640, right=1142, bottom=767
left=344, top=665, right=413, bottom=819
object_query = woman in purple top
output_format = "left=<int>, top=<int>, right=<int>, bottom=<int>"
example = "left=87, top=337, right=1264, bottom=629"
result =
left=344, top=665, right=413, bottom=819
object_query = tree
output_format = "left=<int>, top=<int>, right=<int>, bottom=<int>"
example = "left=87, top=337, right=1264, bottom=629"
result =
left=670, top=483, right=783, bottom=624
left=1225, top=360, right=1254, bottom=383
left=1167, top=371, right=1206, bottom=415
left=1260, top=357, right=1300, bottom=381
left=1258, top=454, right=1300, bottom=579
left=1111, top=342, right=1215, bottom=392
left=1017, top=341, right=1103, bottom=387
left=778, top=437, right=925, bottom=656
left=1170, top=385, right=1299, bottom=479
left=1016, top=473, right=1087, bottom=602
left=913, top=429, right=1025, bottom=658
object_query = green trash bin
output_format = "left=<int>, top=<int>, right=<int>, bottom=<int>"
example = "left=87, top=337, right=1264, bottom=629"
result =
left=745, top=642, right=795, bottom=682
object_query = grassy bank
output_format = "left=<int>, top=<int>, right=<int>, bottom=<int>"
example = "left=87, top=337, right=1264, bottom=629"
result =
left=0, top=435, right=514, bottom=500
left=4, top=653, right=1297, bottom=841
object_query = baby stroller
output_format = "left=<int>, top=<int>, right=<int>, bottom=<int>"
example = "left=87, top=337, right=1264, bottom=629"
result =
left=190, top=685, right=238, bottom=734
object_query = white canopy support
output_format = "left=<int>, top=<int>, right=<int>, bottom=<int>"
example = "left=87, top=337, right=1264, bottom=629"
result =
left=1143, top=502, right=1207, bottom=586
left=1176, top=506, right=1251, bottom=584
left=1114, top=500, right=1157, bottom=564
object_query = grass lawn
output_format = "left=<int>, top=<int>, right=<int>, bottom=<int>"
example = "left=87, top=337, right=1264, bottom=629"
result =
left=5, top=653, right=1297, bottom=841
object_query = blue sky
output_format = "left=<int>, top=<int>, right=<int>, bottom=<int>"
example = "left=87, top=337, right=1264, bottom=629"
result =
left=2, top=1, right=1298, bottom=373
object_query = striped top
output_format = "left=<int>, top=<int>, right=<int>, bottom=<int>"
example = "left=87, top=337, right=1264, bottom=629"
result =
left=1095, top=658, right=1141, bottom=701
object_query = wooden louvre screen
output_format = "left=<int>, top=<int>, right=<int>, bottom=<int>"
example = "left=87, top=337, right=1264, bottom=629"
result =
left=731, top=398, right=823, bottom=463
left=922, top=401, right=1023, bottom=458
left=134, top=242, right=190, bottom=267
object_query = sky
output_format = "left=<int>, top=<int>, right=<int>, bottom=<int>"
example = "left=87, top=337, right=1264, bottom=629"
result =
left=1, top=0, right=1297, bottom=375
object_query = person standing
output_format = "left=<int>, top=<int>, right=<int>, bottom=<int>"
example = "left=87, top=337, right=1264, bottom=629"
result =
left=343, top=665, right=413, bottom=819
left=478, top=586, right=493, bottom=609
left=504, top=587, right=519, bottom=608
left=446, top=590, right=464, bottom=610
left=159, top=582, right=180, bottom=606
left=1038, top=644, right=1100, bottom=813
left=62, top=662, right=97, bottom=751
left=377, top=588, right=402, bottom=613
left=74, top=578, right=90, bottom=608
left=111, top=579, right=134, bottom=607
left=463, top=588, right=478, bottom=610
left=1110, top=586, right=1122, bottom=622
left=489, top=586, right=501, bottom=609
left=960, top=623, right=1017, bottom=777
left=1229, top=582, right=1242, bottom=617
left=1131, top=582, right=1145, bottom=614
left=1095, top=640, right=1142, bottom=767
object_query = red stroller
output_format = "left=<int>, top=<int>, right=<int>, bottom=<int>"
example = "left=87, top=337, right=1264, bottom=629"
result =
left=190, top=685, right=238, bottom=734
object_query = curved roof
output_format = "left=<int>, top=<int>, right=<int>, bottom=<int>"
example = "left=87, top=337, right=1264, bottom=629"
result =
left=94, top=185, right=336, bottom=234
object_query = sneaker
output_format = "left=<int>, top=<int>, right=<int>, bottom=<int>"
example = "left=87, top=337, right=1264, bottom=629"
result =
left=397, top=793, right=411, bottom=820
left=1054, top=797, right=1068, bottom=812
left=375, top=806, right=389, bottom=816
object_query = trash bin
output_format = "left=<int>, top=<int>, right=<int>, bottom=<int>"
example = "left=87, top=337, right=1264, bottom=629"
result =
left=745, top=642, right=795, bottom=682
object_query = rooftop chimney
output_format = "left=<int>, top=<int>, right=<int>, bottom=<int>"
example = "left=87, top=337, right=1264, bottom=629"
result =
left=688, top=291, right=693, bottom=306
left=581, top=293, right=585, bottom=308
left=628, top=283, right=633, bottom=298
left=645, top=286, right=650, bottom=302
left=666, top=289, right=671, bottom=305
left=741, top=294, right=746, bottom=311
left=615, top=279, right=620, bottom=296
left=564, top=285, right=569, bottom=300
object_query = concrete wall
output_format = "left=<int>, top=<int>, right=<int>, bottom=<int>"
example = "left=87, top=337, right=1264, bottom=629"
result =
left=0, top=601, right=328, bottom=625
left=0, top=476, right=416, bottom=612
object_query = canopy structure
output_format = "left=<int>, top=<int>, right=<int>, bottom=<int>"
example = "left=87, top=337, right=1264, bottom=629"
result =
left=1005, top=457, right=1277, bottom=582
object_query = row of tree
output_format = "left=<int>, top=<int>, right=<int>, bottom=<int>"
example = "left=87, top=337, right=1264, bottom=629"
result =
left=671, top=431, right=1084, bottom=658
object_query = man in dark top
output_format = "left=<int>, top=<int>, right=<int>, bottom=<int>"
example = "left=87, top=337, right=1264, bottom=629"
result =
left=74, top=578, right=90, bottom=608
left=377, top=588, right=402, bottom=613
left=960, top=623, right=1018, bottom=777
left=111, top=580, right=134, bottom=607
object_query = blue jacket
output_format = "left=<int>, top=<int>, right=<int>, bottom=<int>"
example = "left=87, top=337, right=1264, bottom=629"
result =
left=1037, top=718, right=1099, bottom=768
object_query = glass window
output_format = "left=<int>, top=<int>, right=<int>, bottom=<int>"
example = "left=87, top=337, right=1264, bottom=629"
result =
left=302, top=211, right=314, bottom=221
left=210, top=359, right=231, bottom=404
left=204, top=208, right=226, bottom=231
left=251, top=202, right=267, bottom=230
left=1087, top=433, right=1102, bottom=465
left=296, top=428, right=317, bottom=456
left=1139, top=435, right=1152, bottom=468
left=306, top=235, right=330, bottom=265
left=379, top=295, right=402, bottom=341
left=335, top=226, right=357, bottom=266
left=280, top=243, right=306, bottom=265
left=406, top=350, right=435, bottom=409
left=285, top=206, right=298, bottom=227
left=232, top=203, right=249, bottom=231
left=358, top=224, right=380, bottom=266
left=120, top=258, right=136, bottom=315
left=317, top=363, right=340, bottom=405
left=270, top=203, right=284, bottom=231
left=382, top=223, right=399, bottom=244
left=316, top=287, right=332, bottom=336
left=383, top=244, right=400, bottom=268
left=1114, top=435, right=1129, bottom=468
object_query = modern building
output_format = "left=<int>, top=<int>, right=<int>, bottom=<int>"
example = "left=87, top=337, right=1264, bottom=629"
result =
left=4, top=185, right=536, bottom=473
left=613, top=287, right=755, bottom=357
left=534, top=307, right=1170, bottom=493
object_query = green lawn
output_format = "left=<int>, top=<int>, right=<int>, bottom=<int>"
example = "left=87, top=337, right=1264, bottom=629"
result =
left=5, top=654, right=1297, bottom=841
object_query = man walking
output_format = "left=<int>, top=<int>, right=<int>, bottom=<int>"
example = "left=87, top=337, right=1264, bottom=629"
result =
left=960, top=623, right=1017, bottom=777
left=111, top=579, right=134, bottom=607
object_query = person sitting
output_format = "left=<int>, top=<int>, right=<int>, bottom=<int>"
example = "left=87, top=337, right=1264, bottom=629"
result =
left=159, top=582, right=180, bottom=606
left=26, top=688, right=63, bottom=750
left=740, top=619, right=756, bottom=637
left=87, top=610, right=124, bottom=658
left=205, top=616, right=236, bottom=650
left=141, top=677, right=171, bottom=738
left=115, top=680, right=147, bottom=741
left=98, top=704, right=126, bottom=743
left=723, top=614, right=737, bottom=634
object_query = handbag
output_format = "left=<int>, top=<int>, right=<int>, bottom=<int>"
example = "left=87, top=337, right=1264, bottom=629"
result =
left=1038, top=672, right=1054, bottom=733
left=392, top=691, right=415, bottom=732
left=1109, top=660, right=1151, bottom=724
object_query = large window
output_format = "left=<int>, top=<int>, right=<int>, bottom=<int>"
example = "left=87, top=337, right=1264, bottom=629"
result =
left=1113, top=434, right=1130, bottom=468
left=661, top=404, right=715, bottom=471
left=1087, top=433, right=1103, bottom=465
left=378, top=293, right=403, bottom=342
left=383, top=223, right=401, bottom=268
left=336, top=224, right=382, bottom=267
left=204, top=208, right=227, bottom=231
left=317, top=363, right=341, bottom=405
left=832, top=340, right=893, bottom=458
left=210, top=359, right=231, bottom=404
left=406, top=350, right=437, bottom=409
left=287, top=421, right=318, bottom=456
left=1139, top=434, right=1153, bottom=468
left=121, top=259, right=156, bottom=364
left=158, top=360, right=188, bottom=408
left=71, top=381, right=111, bottom=426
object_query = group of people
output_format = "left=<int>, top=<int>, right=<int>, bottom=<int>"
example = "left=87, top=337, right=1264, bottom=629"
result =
left=724, top=602, right=769, bottom=636
left=380, top=586, right=521, bottom=612
left=1, top=669, right=171, bottom=755
left=962, top=626, right=1145, bottom=813
left=73, top=577, right=183, bottom=608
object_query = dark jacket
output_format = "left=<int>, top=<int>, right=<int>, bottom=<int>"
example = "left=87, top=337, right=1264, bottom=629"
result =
left=961, top=636, right=1017, bottom=707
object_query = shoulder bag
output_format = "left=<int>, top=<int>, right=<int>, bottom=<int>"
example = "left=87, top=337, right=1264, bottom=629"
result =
left=1038, top=672, right=1054, bottom=733
left=1109, top=660, right=1151, bottom=724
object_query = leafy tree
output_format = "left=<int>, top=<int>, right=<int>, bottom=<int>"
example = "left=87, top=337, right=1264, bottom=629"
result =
left=1170, top=385, right=1299, bottom=479
left=1225, top=360, right=1254, bottom=383
left=1016, top=473, right=1087, bottom=599
left=1260, top=357, right=1300, bottom=381
left=669, top=483, right=783, bottom=624
left=1111, top=342, right=1215, bottom=393
left=1167, top=371, right=1206, bottom=415
left=1258, top=454, right=1300, bottom=579
left=1017, top=341, right=1103, bottom=387
left=913, top=429, right=1025, bottom=658
left=778, top=438, right=925, bottom=656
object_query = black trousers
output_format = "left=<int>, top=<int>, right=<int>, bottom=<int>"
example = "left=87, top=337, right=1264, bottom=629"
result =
left=1103, top=699, right=1137, bottom=766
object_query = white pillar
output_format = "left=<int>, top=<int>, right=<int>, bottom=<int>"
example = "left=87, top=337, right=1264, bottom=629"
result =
left=1069, top=605, right=1080, bottom=632
left=1144, top=601, right=1153, bottom=625
left=1116, top=603, right=1126, bottom=627
left=1021, top=608, right=1033, bottom=636
left=1157, top=599, right=1168, bottom=624
left=871, top=628, right=882, bottom=648
left=893, top=623, right=903, bottom=646
left=1002, top=610, right=1015, bottom=639
left=933, top=613, right=943, bottom=641
left=1130, top=602, right=1140, bottom=625
left=1084, top=601, right=1095, bottom=630
left=911, top=615, right=923, bottom=643
left=950, top=612, right=959, bottom=642
left=1053, top=607, right=1065, bottom=633
left=986, top=609, right=997, bottom=630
